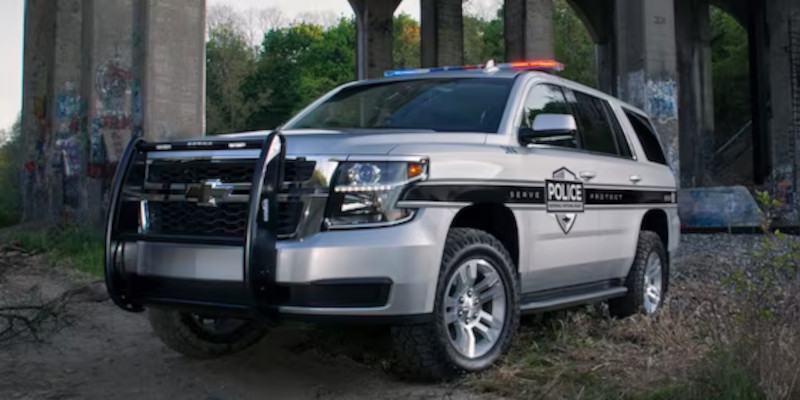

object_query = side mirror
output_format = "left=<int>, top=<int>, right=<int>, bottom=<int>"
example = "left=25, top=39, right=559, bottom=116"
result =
left=519, top=114, right=578, bottom=146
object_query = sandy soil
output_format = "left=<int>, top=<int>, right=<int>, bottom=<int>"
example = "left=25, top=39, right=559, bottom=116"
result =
left=0, top=254, right=486, bottom=400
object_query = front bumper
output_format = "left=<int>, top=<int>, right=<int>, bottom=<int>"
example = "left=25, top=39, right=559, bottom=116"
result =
left=112, top=207, right=455, bottom=321
left=105, top=135, right=456, bottom=323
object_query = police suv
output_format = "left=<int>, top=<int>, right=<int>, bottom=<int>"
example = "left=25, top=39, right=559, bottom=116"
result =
left=105, top=60, right=679, bottom=379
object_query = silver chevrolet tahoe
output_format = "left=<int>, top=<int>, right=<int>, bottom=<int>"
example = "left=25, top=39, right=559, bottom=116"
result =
left=105, top=61, right=679, bottom=380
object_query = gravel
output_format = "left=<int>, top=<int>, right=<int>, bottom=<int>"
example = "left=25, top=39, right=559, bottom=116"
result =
left=673, top=233, right=800, bottom=282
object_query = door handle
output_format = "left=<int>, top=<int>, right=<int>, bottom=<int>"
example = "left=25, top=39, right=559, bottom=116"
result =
left=629, top=175, right=642, bottom=183
left=579, top=171, right=596, bottom=181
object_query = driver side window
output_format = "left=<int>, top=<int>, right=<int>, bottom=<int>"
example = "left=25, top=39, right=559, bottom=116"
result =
left=519, top=84, right=576, bottom=148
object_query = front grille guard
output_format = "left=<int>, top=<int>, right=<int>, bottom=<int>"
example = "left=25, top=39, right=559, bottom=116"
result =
left=104, top=133, right=286, bottom=314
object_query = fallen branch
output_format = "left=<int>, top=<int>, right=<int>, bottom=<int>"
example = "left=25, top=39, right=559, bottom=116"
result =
left=0, top=289, right=75, bottom=345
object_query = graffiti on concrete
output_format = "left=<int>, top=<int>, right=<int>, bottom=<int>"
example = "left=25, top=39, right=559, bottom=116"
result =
left=645, top=79, right=678, bottom=123
left=768, top=165, right=798, bottom=222
left=56, top=85, right=81, bottom=119
left=92, top=57, right=134, bottom=165
left=95, top=59, right=134, bottom=107
left=678, top=186, right=762, bottom=228
left=53, top=82, right=84, bottom=181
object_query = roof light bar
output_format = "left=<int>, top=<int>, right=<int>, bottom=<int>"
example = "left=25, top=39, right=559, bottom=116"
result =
left=383, top=59, right=564, bottom=77
left=507, top=60, right=564, bottom=71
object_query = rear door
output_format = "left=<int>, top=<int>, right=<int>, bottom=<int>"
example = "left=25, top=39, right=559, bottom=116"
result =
left=560, top=88, right=649, bottom=284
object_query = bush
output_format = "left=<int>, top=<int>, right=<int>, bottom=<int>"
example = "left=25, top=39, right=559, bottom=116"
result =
left=694, top=191, right=800, bottom=400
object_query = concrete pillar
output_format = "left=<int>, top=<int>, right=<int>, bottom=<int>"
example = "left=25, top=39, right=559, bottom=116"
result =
left=421, top=0, right=463, bottom=67
left=596, top=41, right=616, bottom=95
left=614, top=0, right=679, bottom=177
left=675, top=0, right=714, bottom=187
left=21, top=0, right=206, bottom=225
left=504, top=0, right=555, bottom=62
left=139, top=1, right=206, bottom=141
left=349, top=0, right=402, bottom=79
left=762, top=0, right=800, bottom=219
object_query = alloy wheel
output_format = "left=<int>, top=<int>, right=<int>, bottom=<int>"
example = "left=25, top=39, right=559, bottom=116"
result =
left=643, top=252, right=663, bottom=314
left=443, top=258, right=507, bottom=359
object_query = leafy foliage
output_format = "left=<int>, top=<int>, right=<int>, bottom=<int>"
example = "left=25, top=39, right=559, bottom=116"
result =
left=244, top=20, right=356, bottom=131
left=696, top=192, right=800, bottom=400
left=710, top=7, right=751, bottom=140
left=206, top=24, right=263, bottom=134
left=0, top=116, right=21, bottom=228
left=553, top=0, right=597, bottom=87
left=205, top=4, right=600, bottom=133
left=393, top=13, right=420, bottom=69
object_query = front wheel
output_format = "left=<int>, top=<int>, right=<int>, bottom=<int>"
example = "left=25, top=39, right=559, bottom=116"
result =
left=148, top=308, right=268, bottom=359
left=391, top=228, right=520, bottom=381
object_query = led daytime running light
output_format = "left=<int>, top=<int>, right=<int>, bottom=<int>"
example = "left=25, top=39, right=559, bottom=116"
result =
left=335, top=184, right=396, bottom=193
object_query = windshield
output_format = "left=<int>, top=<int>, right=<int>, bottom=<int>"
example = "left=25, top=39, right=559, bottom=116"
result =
left=287, top=78, right=514, bottom=133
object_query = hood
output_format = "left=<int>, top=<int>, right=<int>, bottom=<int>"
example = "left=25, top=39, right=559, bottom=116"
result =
left=223, top=129, right=489, bottom=156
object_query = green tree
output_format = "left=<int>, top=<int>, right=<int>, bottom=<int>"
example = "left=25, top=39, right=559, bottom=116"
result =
left=462, top=2, right=595, bottom=86
left=393, top=13, right=420, bottom=69
left=463, top=9, right=504, bottom=65
left=554, top=0, right=596, bottom=87
left=205, top=24, right=264, bottom=134
left=710, top=6, right=750, bottom=140
left=0, top=115, right=22, bottom=227
left=246, top=20, right=356, bottom=130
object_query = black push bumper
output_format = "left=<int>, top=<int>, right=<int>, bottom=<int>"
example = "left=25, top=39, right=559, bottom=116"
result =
left=104, top=133, right=286, bottom=316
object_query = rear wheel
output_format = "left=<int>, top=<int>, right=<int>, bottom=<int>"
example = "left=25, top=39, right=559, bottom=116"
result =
left=391, top=228, right=520, bottom=381
left=148, top=308, right=267, bottom=358
left=609, top=231, right=668, bottom=318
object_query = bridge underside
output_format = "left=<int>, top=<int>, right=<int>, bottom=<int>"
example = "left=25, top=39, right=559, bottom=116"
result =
left=20, top=0, right=800, bottom=225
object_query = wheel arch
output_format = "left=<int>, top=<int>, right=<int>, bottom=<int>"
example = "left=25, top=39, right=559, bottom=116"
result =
left=449, top=203, right=520, bottom=271
left=640, top=209, right=669, bottom=256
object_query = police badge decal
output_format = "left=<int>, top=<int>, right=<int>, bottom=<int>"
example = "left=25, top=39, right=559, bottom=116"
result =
left=545, top=167, right=585, bottom=234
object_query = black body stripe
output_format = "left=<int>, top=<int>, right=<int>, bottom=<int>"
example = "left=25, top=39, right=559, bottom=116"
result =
left=402, top=184, right=675, bottom=206
left=403, top=185, right=545, bottom=204
left=584, top=189, right=675, bottom=205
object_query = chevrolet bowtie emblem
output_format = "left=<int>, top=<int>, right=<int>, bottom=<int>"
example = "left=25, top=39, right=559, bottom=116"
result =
left=185, top=179, right=234, bottom=207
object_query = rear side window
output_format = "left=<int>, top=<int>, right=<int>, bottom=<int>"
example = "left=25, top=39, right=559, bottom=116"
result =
left=624, top=110, right=667, bottom=165
left=571, top=91, right=622, bottom=156
left=606, top=104, right=633, bottom=158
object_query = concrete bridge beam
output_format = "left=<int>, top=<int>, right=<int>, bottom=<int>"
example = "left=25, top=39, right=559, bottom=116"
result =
left=350, top=0, right=403, bottom=79
left=762, top=0, right=800, bottom=216
left=675, top=0, right=715, bottom=187
left=21, top=0, right=205, bottom=225
left=504, top=0, right=555, bottom=62
left=614, top=0, right=680, bottom=176
left=420, top=0, right=463, bottom=67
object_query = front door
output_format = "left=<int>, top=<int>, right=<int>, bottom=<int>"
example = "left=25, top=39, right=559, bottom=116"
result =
left=514, top=83, right=639, bottom=294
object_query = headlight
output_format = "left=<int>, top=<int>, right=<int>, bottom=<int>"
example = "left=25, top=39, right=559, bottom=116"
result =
left=325, top=161, right=427, bottom=228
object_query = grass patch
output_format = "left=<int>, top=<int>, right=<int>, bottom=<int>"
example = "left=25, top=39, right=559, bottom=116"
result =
left=6, top=225, right=104, bottom=277
left=467, top=307, right=706, bottom=400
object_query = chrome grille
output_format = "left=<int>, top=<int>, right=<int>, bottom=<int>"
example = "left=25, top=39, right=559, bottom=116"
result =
left=143, top=158, right=316, bottom=238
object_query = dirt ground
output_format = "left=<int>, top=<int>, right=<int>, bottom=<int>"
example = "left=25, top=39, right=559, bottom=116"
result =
left=0, top=253, right=486, bottom=400
left=0, top=233, right=782, bottom=400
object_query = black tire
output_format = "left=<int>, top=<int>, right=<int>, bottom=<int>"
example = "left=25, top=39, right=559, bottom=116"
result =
left=608, top=230, right=669, bottom=318
left=148, top=308, right=268, bottom=359
left=391, top=228, right=520, bottom=381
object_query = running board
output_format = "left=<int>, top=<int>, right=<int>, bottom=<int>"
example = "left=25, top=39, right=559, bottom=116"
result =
left=520, top=287, right=627, bottom=313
